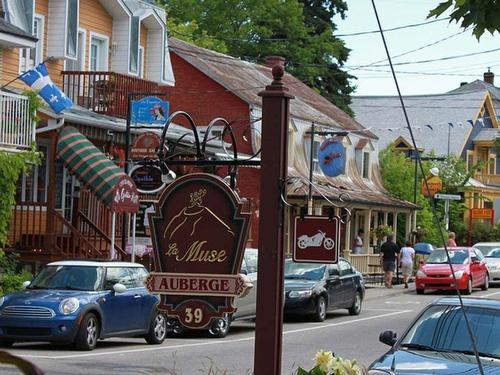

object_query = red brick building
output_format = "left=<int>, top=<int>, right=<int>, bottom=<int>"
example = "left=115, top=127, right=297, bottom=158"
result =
left=164, top=38, right=417, bottom=255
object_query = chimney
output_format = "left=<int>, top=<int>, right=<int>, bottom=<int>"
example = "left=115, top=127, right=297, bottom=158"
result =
left=460, top=82, right=468, bottom=87
left=484, top=68, right=494, bottom=85
left=264, top=56, right=285, bottom=70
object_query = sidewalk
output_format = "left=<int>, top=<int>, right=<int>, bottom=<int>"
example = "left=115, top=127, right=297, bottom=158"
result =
left=364, top=281, right=416, bottom=302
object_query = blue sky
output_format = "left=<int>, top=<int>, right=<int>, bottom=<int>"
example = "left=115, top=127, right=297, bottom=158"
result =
left=334, top=0, right=499, bottom=96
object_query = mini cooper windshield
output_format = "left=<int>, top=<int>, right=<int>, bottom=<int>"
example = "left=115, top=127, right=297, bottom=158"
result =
left=28, top=265, right=105, bottom=291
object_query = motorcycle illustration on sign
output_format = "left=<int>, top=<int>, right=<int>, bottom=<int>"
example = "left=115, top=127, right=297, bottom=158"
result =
left=297, top=230, right=335, bottom=250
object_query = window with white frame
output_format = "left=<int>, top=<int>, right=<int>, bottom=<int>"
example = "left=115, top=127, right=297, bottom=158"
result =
left=305, top=136, right=322, bottom=172
left=16, top=145, right=48, bottom=203
left=129, top=16, right=140, bottom=74
left=362, top=151, right=370, bottom=178
left=19, top=15, right=44, bottom=73
left=138, top=46, right=145, bottom=78
left=66, top=0, right=79, bottom=59
left=4, top=0, right=33, bottom=33
left=66, top=30, right=86, bottom=71
left=89, top=34, right=108, bottom=71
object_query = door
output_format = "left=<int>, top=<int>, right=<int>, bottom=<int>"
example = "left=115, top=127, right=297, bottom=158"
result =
left=234, top=249, right=258, bottom=318
left=471, top=250, right=486, bottom=286
left=100, top=267, right=143, bottom=333
left=129, top=267, right=155, bottom=330
left=326, top=264, right=343, bottom=309
left=338, top=259, right=355, bottom=307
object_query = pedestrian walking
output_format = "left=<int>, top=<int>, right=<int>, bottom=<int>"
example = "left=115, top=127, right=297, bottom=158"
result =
left=447, top=232, right=457, bottom=247
left=352, top=229, right=364, bottom=254
left=379, top=235, right=400, bottom=288
left=399, top=241, right=415, bottom=289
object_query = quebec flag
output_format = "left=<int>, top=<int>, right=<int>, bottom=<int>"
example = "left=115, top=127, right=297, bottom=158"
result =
left=19, top=63, right=73, bottom=114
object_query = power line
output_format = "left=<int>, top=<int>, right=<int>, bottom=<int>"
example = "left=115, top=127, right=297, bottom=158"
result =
left=346, top=47, right=500, bottom=68
left=169, top=17, right=450, bottom=42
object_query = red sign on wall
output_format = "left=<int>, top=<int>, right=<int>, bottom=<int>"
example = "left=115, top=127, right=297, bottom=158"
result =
left=146, top=173, right=251, bottom=329
left=293, top=215, right=340, bottom=264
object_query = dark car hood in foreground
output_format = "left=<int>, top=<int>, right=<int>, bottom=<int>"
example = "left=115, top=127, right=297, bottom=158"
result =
left=284, top=279, right=320, bottom=291
left=370, top=348, right=500, bottom=374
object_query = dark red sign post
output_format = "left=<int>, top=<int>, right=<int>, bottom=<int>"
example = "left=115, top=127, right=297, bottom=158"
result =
left=254, top=64, right=293, bottom=374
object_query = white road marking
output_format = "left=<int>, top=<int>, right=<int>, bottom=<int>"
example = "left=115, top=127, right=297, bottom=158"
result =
left=479, top=290, right=500, bottom=298
left=19, top=310, right=413, bottom=360
left=385, top=301, right=421, bottom=305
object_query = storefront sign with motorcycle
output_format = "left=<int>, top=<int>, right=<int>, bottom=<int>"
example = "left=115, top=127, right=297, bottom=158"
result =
left=293, top=215, right=340, bottom=263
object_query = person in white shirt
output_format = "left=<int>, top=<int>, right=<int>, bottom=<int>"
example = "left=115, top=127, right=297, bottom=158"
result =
left=352, top=229, right=364, bottom=254
left=399, top=240, right=415, bottom=288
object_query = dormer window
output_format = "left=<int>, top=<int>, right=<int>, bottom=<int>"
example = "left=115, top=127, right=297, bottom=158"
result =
left=305, top=135, right=322, bottom=172
left=355, top=138, right=373, bottom=179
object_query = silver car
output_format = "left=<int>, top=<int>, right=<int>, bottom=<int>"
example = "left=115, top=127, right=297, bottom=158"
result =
left=168, top=248, right=258, bottom=338
left=473, top=242, right=500, bottom=283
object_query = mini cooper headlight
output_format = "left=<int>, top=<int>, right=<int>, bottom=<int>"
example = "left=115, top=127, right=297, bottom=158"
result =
left=59, top=297, right=80, bottom=315
left=289, top=290, right=313, bottom=298
left=0, top=296, right=4, bottom=307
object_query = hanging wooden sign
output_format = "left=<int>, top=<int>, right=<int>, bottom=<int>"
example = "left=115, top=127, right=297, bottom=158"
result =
left=146, top=173, right=251, bottom=329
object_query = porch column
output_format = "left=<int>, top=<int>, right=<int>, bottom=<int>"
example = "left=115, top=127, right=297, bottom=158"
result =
left=405, top=212, right=412, bottom=242
left=372, top=211, right=379, bottom=248
left=364, top=209, right=372, bottom=253
left=392, top=211, right=398, bottom=237
left=345, top=216, right=352, bottom=254
left=44, top=131, right=58, bottom=252
left=412, top=210, right=417, bottom=231
left=383, top=212, right=389, bottom=226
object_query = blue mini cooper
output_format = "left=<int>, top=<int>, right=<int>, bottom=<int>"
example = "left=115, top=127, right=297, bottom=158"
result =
left=0, top=261, right=167, bottom=350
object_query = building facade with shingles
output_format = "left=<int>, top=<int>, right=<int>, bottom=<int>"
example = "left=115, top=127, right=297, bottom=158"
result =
left=352, top=72, right=500, bottom=229
left=164, top=38, right=417, bottom=263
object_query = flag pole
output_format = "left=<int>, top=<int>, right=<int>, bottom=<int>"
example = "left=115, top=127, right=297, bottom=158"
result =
left=0, top=56, right=55, bottom=91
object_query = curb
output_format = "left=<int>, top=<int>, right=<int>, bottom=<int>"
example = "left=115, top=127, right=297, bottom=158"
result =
left=364, top=285, right=416, bottom=301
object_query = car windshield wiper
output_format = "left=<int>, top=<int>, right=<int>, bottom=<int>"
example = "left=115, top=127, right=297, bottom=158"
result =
left=456, top=350, right=500, bottom=360
left=63, top=285, right=89, bottom=291
left=400, top=343, right=450, bottom=352
left=285, top=275, right=307, bottom=279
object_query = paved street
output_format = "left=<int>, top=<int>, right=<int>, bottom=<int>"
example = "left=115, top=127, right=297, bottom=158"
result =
left=2, top=284, right=499, bottom=375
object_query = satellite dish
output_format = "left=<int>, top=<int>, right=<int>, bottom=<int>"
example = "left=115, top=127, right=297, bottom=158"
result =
left=429, top=167, right=440, bottom=176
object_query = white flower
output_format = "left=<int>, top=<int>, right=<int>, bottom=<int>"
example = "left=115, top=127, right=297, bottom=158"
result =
left=314, top=350, right=334, bottom=373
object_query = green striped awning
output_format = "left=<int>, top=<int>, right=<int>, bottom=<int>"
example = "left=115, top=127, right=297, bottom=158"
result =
left=57, top=126, right=126, bottom=208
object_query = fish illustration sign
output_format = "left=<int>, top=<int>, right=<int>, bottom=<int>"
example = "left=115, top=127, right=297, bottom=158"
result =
left=145, top=173, right=252, bottom=329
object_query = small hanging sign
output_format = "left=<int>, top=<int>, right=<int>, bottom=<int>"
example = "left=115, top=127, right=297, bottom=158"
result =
left=318, top=137, right=346, bottom=177
left=293, top=215, right=340, bottom=264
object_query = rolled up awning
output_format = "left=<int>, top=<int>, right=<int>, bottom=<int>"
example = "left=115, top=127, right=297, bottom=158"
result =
left=57, top=126, right=137, bottom=210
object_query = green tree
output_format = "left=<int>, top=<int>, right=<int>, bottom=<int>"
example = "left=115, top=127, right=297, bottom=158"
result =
left=161, top=0, right=354, bottom=113
left=428, top=0, right=500, bottom=39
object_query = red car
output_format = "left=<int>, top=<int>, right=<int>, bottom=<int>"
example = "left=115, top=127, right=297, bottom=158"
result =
left=415, top=247, right=489, bottom=295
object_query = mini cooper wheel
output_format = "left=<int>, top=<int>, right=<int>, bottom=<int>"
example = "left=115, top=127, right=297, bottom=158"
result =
left=416, top=289, right=424, bottom=295
left=208, top=316, right=230, bottom=338
left=145, top=312, right=167, bottom=344
left=75, top=313, right=99, bottom=351
left=313, top=296, right=327, bottom=322
left=348, top=291, right=362, bottom=316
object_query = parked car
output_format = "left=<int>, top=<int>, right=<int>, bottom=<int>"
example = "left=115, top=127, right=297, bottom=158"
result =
left=167, top=248, right=258, bottom=338
left=284, top=258, right=365, bottom=321
left=414, top=242, right=435, bottom=255
left=369, top=297, right=500, bottom=374
left=415, top=247, right=489, bottom=295
left=473, top=242, right=500, bottom=283
left=0, top=261, right=167, bottom=350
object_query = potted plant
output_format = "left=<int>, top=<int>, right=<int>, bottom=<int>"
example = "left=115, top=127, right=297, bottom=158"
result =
left=297, top=350, right=366, bottom=375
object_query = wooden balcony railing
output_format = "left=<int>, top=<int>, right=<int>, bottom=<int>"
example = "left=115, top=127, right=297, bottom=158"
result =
left=0, top=91, right=35, bottom=151
left=61, top=71, right=160, bottom=118
left=478, top=174, right=500, bottom=186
